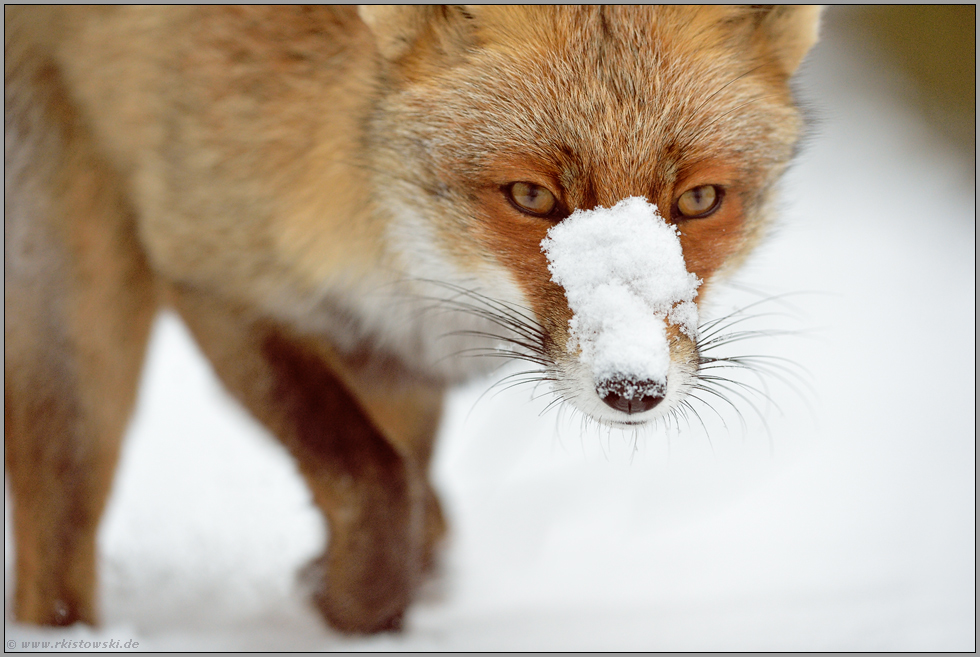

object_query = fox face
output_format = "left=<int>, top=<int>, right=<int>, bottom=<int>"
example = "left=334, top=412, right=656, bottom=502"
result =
left=354, top=6, right=819, bottom=426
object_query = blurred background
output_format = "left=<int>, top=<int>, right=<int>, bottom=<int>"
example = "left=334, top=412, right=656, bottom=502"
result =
left=840, top=5, right=974, bottom=163
left=5, top=5, right=976, bottom=652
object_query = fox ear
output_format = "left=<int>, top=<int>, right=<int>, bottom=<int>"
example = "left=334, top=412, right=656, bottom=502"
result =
left=358, top=5, right=476, bottom=61
left=754, top=5, right=823, bottom=75
left=358, top=6, right=428, bottom=60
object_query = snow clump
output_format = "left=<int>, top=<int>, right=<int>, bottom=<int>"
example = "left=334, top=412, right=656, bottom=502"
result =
left=540, top=197, right=701, bottom=396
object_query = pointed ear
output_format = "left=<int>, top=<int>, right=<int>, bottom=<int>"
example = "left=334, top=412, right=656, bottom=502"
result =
left=755, top=5, right=823, bottom=75
left=358, top=6, right=430, bottom=60
left=358, top=5, right=476, bottom=62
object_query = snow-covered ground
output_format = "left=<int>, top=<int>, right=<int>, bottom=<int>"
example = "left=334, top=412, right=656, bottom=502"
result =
left=6, top=13, right=975, bottom=652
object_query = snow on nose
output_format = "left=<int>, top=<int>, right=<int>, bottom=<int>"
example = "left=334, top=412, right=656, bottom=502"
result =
left=540, top=197, right=700, bottom=412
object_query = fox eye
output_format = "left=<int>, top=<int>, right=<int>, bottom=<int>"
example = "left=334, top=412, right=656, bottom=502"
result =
left=506, top=181, right=558, bottom=216
left=676, top=184, right=723, bottom=218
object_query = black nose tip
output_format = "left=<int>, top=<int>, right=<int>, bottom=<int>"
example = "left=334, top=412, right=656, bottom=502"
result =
left=597, top=378, right=664, bottom=415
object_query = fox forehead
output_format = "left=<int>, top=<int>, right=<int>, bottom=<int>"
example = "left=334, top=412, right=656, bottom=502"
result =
left=389, top=6, right=801, bottom=203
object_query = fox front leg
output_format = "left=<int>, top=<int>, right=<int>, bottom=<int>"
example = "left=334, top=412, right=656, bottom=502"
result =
left=170, top=286, right=431, bottom=633
left=261, top=332, right=427, bottom=632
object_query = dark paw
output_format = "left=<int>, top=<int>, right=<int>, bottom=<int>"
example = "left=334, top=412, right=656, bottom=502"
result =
left=299, top=554, right=411, bottom=635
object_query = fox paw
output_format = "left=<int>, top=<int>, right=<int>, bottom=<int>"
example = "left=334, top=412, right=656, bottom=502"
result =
left=298, top=555, right=411, bottom=634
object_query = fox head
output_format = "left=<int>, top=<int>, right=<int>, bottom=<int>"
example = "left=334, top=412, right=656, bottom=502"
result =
left=353, top=6, right=820, bottom=427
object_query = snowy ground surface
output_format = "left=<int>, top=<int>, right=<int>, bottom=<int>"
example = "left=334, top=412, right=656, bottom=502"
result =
left=5, top=14, right=975, bottom=652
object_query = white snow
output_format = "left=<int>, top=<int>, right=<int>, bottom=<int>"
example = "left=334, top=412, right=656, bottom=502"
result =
left=4, top=10, right=975, bottom=652
left=540, top=197, right=700, bottom=396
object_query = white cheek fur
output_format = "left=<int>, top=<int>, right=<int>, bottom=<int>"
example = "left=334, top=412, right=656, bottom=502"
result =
left=335, top=202, right=534, bottom=382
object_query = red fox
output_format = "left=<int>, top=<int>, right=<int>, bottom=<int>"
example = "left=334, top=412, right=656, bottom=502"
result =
left=4, top=6, right=820, bottom=633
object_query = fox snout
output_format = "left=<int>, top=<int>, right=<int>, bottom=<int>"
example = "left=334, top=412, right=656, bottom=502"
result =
left=533, top=197, right=701, bottom=426
left=547, top=320, right=699, bottom=427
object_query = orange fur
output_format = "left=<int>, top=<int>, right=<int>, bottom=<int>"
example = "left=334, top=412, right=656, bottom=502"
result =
left=5, top=5, right=820, bottom=633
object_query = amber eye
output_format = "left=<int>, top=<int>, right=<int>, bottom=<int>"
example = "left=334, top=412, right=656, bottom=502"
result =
left=676, top=184, right=723, bottom=218
left=506, top=181, right=558, bottom=216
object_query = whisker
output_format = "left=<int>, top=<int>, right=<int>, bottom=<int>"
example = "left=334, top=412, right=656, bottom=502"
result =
left=441, top=329, right=547, bottom=356
left=692, top=383, right=748, bottom=436
left=698, top=374, right=782, bottom=415
left=447, top=346, right=551, bottom=366
left=415, top=279, right=542, bottom=333
left=378, top=273, right=814, bottom=455
left=697, top=291, right=817, bottom=332
left=421, top=297, right=545, bottom=345
left=680, top=398, right=710, bottom=437
left=684, top=390, right=732, bottom=435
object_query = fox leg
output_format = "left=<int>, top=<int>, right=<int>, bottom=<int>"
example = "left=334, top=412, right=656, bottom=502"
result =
left=310, top=338, right=448, bottom=575
left=5, top=47, right=158, bottom=625
left=169, top=285, right=445, bottom=633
